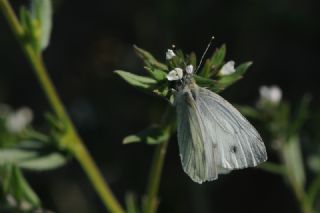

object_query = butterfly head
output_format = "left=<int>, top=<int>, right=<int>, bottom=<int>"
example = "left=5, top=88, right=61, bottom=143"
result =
left=166, top=64, right=195, bottom=91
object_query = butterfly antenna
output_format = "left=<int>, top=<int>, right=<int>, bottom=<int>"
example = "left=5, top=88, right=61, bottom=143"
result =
left=195, top=36, right=215, bottom=73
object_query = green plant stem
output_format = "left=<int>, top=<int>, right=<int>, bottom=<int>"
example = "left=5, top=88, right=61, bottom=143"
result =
left=307, top=174, right=320, bottom=210
left=144, top=107, right=174, bottom=213
left=144, top=139, right=169, bottom=213
left=0, top=1, right=124, bottom=212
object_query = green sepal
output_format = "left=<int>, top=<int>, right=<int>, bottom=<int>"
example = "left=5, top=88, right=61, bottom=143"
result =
left=1, top=165, right=41, bottom=209
left=19, top=6, right=40, bottom=52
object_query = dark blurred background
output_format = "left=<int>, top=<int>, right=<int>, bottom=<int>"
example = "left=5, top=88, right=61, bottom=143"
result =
left=1, top=0, right=320, bottom=212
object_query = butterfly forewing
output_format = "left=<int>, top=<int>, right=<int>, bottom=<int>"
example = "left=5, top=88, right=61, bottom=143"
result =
left=176, top=87, right=218, bottom=183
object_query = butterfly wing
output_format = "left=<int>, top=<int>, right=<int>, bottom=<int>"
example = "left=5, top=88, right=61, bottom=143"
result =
left=175, top=87, right=218, bottom=183
left=196, top=87, right=267, bottom=173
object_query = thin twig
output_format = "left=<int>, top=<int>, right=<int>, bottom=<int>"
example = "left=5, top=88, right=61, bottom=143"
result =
left=144, top=107, right=174, bottom=213
left=0, top=1, right=124, bottom=212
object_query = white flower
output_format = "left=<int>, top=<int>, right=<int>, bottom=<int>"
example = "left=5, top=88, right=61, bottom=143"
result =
left=166, top=49, right=176, bottom=60
left=5, top=107, right=33, bottom=133
left=167, top=68, right=183, bottom=81
left=259, top=85, right=282, bottom=104
left=219, top=61, right=235, bottom=76
left=185, top=64, right=194, bottom=74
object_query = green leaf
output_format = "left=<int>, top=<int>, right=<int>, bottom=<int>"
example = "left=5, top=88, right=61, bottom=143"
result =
left=31, top=0, right=53, bottom=50
left=282, top=135, right=305, bottom=189
left=19, top=6, right=39, bottom=51
left=236, top=105, right=262, bottom=120
left=133, top=45, right=167, bottom=70
left=287, top=95, right=311, bottom=139
left=170, top=49, right=186, bottom=68
left=216, top=61, right=252, bottom=90
left=194, top=75, right=222, bottom=93
left=152, top=81, right=169, bottom=98
left=125, top=192, right=140, bottom=213
left=0, top=141, right=68, bottom=171
left=200, top=44, right=226, bottom=77
left=18, top=152, right=67, bottom=171
left=187, top=52, right=197, bottom=68
left=0, top=149, right=38, bottom=165
left=1, top=165, right=41, bottom=209
left=258, top=162, right=286, bottom=175
left=123, top=126, right=170, bottom=145
left=211, top=44, right=226, bottom=67
left=115, top=70, right=157, bottom=89
left=144, top=67, right=167, bottom=81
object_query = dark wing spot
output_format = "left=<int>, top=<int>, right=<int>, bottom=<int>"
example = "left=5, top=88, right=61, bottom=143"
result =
left=230, top=145, right=237, bottom=153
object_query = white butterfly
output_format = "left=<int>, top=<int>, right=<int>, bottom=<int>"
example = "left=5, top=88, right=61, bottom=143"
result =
left=167, top=63, right=267, bottom=184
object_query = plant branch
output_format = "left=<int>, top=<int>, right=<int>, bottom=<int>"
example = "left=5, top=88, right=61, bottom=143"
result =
left=307, top=173, right=320, bottom=209
left=144, top=107, right=174, bottom=213
left=0, top=1, right=124, bottom=212
left=144, top=139, right=169, bottom=213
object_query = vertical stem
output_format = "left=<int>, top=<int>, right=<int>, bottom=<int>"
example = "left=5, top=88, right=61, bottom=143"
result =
left=144, top=107, right=174, bottom=213
left=0, top=1, right=124, bottom=212
left=307, top=174, right=320, bottom=209
left=144, top=139, right=169, bottom=213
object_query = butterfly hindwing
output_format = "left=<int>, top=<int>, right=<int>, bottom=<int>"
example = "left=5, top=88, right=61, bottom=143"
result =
left=196, top=87, right=267, bottom=172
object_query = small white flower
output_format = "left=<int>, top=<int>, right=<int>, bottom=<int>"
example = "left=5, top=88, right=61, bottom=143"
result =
left=166, top=49, right=176, bottom=60
left=6, top=195, right=17, bottom=207
left=167, top=68, right=183, bottom=81
left=259, top=85, right=282, bottom=104
left=219, top=61, right=235, bottom=76
left=5, top=107, right=33, bottom=133
left=185, top=64, right=194, bottom=74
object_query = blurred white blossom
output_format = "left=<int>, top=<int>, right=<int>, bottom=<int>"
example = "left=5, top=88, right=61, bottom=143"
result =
left=219, top=61, right=235, bottom=76
left=167, top=68, right=183, bottom=81
left=259, top=85, right=282, bottom=104
left=166, top=49, right=176, bottom=60
left=5, top=107, right=33, bottom=133
left=185, top=64, right=194, bottom=74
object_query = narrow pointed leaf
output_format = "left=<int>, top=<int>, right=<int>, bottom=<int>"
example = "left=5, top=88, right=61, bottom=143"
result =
left=31, top=0, right=52, bottom=50
left=200, top=44, right=226, bottom=77
left=133, top=45, right=167, bottom=70
left=216, top=61, right=252, bottom=89
left=18, top=152, right=67, bottom=171
left=194, top=75, right=222, bottom=93
left=115, top=70, right=157, bottom=89
left=123, top=126, right=169, bottom=145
